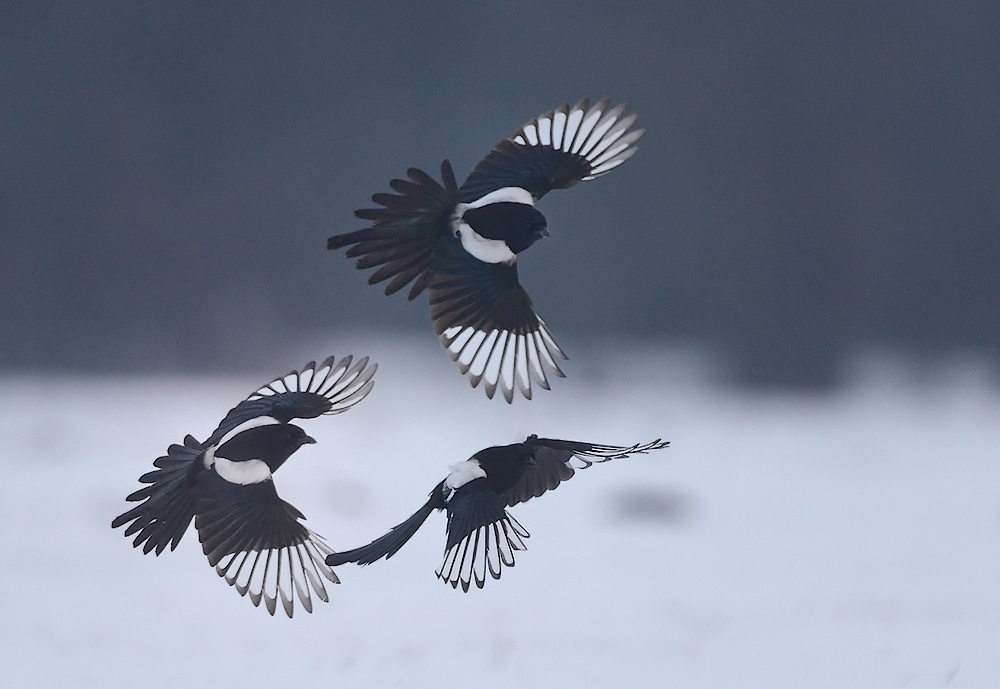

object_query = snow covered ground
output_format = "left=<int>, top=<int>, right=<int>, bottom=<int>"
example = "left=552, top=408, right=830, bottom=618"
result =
left=2, top=338, right=999, bottom=688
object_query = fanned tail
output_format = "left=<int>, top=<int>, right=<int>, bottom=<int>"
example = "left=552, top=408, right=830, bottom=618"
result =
left=327, top=163, right=458, bottom=300
left=111, top=435, right=204, bottom=555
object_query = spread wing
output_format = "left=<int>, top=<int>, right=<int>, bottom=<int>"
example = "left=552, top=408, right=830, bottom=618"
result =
left=194, top=475, right=339, bottom=618
left=460, top=98, right=644, bottom=202
left=437, top=481, right=529, bottom=592
left=501, top=436, right=670, bottom=507
left=428, top=243, right=566, bottom=402
left=206, top=355, right=376, bottom=446
left=327, top=162, right=461, bottom=300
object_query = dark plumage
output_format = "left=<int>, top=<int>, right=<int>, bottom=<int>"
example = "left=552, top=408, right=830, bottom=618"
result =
left=326, top=435, right=668, bottom=591
left=328, top=98, right=644, bottom=402
left=112, top=355, right=377, bottom=617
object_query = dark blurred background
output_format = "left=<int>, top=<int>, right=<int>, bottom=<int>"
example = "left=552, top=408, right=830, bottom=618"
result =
left=3, top=0, right=997, bottom=387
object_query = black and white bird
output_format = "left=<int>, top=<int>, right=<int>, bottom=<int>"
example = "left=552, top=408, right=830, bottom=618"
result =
left=112, top=355, right=376, bottom=617
left=328, top=98, right=644, bottom=402
left=325, top=435, right=668, bottom=591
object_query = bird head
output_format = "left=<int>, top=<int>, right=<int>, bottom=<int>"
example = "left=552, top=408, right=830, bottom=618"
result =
left=280, top=423, right=316, bottom=447
left=506, top=206, right=549, bottom=254
left=264, top=424, right=315, bottom=472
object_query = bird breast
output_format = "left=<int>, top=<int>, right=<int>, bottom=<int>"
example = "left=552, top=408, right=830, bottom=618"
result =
left=451, top=186, right=538, bottom=264
left=452, top=223, right=517, bottom=264
left=212, top=456, right=273, bottom=485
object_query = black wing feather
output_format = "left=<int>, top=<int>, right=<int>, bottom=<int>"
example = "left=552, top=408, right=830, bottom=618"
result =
left=195, top=479, right=309, bottom=561
left=428, top=246, right=536, bottom=335
left=500, top=435, right=671, bottom=507
left=437, top=481, right=529, bottom=591
left=111, top=434, right=205, bottom=554
left=328, top=164, right=459, bottom=299
left=443, top=482, right=510, bottom=551
left=428, top=244, right=566, bottom=402
left=205, top=355, right=376, bottom=445
left=461, top=138, right=594, bottom=201
left=461, top=98, right=644, bottom=202
left=194, top=475, right=338, bottom=618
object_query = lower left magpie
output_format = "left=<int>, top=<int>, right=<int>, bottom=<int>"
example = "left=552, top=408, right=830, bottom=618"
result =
left=112, top=354, right=377, bottom=617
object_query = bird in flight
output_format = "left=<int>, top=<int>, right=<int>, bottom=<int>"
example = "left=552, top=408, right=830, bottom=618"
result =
left=325, top=435, right=668, bottom=591
left=112, top=355, right=376, bottom=617
left=328, top=98, right=644, bottom=402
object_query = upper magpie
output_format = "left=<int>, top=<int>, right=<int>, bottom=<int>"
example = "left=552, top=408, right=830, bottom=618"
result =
left=328, top=98, right=644, bottom=402
left=112, top=355, right=376, bottom=617
left=325, top=434, right=668, bottom=591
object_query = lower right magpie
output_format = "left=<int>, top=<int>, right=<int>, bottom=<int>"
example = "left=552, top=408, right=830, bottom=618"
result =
left=325, top=435, right=669, bottom=591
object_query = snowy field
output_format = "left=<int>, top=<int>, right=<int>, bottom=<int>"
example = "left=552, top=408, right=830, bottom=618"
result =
left=2, top=337, right=999, bottom=688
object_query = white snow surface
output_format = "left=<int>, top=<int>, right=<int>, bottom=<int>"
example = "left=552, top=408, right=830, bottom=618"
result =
left=2, top=339, right=999, bottom=688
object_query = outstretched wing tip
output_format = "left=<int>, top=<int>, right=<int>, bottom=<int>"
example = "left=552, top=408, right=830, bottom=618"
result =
left=439, top=323, right=566, bottom=403
left=430, top=256, right=569, bottom=402
left=463, top=96, right=642, bottom=200
left=249, top=353, right=377, bottom=418
left=205, top=517, right=340, bottom=619
left=436, top=511, right=529, bottom=592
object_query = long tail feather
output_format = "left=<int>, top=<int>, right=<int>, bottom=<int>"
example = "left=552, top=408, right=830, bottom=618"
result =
left=326, top=496, right=439, bottom=567
left=111, top=436, right=203, bottom=555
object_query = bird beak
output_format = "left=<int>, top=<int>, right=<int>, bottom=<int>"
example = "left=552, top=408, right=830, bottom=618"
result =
left=303, top=435, right=317, bottom=445
left=540, top=227, right=550, bottom=237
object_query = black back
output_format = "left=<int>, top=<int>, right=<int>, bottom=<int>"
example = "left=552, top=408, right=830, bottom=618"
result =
left=461, top=203, right=547, bottom=254
left=472, top=443, right=537, bottom=494
left=214, top=423, right=312, bottom=473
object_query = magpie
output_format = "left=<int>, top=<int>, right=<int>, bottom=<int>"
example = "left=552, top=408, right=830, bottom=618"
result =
left=325, top=434, right=668, bottom=591
left=112, top=355, right=377, bottom=617
left=328, top=98, right=644, bottom=402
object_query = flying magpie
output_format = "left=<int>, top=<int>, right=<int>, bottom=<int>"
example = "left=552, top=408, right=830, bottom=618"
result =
left=327, top=98, right=644, bottom=402
left=112, top=355, right=377, bottom=617
left=325, top=434, right=668, bottom=591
